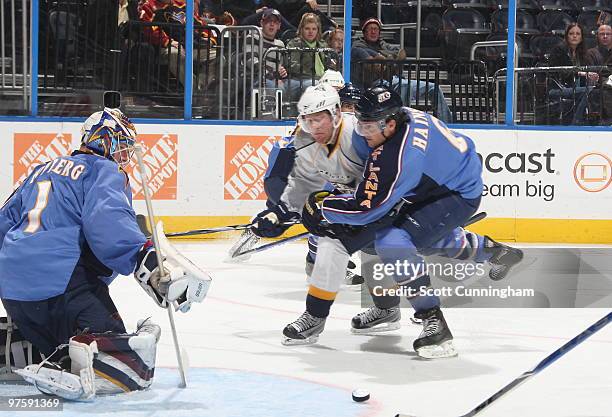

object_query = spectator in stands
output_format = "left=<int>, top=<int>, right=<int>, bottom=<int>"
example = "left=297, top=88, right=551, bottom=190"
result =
left=351, top=18, right=452, bottom=123
left=241, top=6, right=297, bottom=34
left=245, top=8, right=288, bottom=88
left=548, top=23, right=597, bottom=124
left=325, top=28, right=344, bottom=71
left=138, top=0, right=217, bottom=92
left=262, top=0, right=337, bottom=33
left=586, top=24, right=612, bottom=66
left=284, top=13, right=336, bottom=101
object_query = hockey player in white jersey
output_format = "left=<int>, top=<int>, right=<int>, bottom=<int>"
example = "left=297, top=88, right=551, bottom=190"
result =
left=228, top=76, right=366, bottom=285
left=248, top=84, right=370, bottom=278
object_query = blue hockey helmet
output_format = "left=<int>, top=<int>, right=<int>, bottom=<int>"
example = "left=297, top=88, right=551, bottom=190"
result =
left=338, top=83, right=362, bottom=105
left=80, top=108, right=137, bottom=166
left=355, top=85, right=403, bottom=122
left=354, top=86, right=405, bottom=137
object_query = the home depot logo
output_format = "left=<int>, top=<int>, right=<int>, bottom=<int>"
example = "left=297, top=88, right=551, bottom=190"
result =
left=13, top=132, right=73, bottom=188
left=224, top=135, right=277, bottom=200
left=125, top=134, right=178, bottom=200
left=573, top=152, right=611, bottom=193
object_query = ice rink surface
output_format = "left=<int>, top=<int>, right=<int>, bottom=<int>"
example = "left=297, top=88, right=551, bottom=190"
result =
left=1, top=240, right=611, bottom=417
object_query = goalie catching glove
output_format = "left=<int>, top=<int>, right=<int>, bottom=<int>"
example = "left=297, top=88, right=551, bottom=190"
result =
left=135, top=222, right=213, bottom=313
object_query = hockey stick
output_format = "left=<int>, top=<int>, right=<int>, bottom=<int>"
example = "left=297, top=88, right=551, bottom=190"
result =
left=134, top=145, right=188, bottom=389
left=396, top=311, right=612, bottom=417
left=235, top=231, right=310, bottom=258
left=233, top=212, right=488, bottom=259
left=165, top=220, right=300, bottom=238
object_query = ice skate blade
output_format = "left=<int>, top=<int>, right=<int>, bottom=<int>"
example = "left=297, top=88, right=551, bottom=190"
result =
left=415, top=340, right=458, bottom=359
left=223, top=254, right=251, bottom=264
left=351, top=321, right=401, bottom=334
left=281, top=335, right=319, bottom=346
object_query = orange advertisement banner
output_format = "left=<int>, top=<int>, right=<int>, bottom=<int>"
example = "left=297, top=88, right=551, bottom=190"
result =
left=13, top=133, right=73, bottom=188
left=125, top=134, right=179, bottom=200
left=224, top=135, right=277, bottom=200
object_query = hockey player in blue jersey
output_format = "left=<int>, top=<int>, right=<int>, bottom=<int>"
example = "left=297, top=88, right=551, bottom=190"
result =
left=0, top=108, right=199, bottom=399
left=289, top=86, right=523, bottom=358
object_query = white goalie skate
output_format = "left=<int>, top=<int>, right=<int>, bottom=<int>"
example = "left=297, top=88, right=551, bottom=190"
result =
left=226, top=228, right=260, bottom=263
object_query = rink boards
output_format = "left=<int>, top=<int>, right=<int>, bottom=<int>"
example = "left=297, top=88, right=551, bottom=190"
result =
left=0, top=121, right=610, bottom=243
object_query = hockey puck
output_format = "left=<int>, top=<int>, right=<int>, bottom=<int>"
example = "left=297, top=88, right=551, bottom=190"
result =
left=352, top=389, right=370, bottom=402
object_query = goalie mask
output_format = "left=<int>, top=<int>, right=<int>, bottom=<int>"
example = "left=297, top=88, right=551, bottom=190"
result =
left=81, top=108, right=137, bottom=167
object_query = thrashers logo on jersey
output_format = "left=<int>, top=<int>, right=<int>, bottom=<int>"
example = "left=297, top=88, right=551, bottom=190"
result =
left=125, top=134, right=178, bottom=200
left=224, top=135, right=277, bottom=200
left=13, top=133, right=73, bottom=189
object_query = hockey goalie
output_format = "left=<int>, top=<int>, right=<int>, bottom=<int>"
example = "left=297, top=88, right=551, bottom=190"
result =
left=0, top=108, right=211, bottom=400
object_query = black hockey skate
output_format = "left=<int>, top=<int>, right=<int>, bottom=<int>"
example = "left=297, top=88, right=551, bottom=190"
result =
left=413, top=307, right=457, bottom=359
left=351, top=306, right=401, bottom=334
left=282, top=311, right=326, bottom=346
left=484, top=236, right=524, bottom=281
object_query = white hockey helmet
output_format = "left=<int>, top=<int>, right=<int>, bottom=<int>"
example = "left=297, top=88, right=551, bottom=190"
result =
left=316, top=69, right=345, bottom=90
left=297, top=83, right=342, bottom=133
left=297, top=83, right=341, bottom=117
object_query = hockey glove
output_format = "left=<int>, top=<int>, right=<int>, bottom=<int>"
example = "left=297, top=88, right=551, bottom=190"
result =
left=251, top=202, right=299, bottom=238
left=301, top=190, right=333, bottom=237
left=134, top=240, right=168, bottom=307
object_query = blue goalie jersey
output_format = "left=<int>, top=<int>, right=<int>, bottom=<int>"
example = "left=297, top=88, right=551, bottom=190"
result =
left=0, top=151, right=146, bottom=301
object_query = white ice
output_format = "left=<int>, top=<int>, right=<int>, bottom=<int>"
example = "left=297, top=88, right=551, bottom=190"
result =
left=1, top=240, right=611, bottom=417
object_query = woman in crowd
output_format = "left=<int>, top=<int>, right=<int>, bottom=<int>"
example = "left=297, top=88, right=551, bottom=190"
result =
left=284, top=13, right=337, bottom=102
left=547, top=23, right=598, bottom=124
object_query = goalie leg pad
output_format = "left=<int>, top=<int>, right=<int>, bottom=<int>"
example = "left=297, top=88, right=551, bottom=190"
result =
left=16, top=319, right=161, bottom=400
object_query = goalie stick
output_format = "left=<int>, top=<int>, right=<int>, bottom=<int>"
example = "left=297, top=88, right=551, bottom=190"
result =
left=134, top=145, right=188, bottom=389
left=396, top=311, right=612, bottom=417
left=232, top=212, right=488, bottom=259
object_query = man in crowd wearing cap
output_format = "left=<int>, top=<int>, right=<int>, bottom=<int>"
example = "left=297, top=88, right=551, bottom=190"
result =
left=245, top=8, right=288, bottom=88
left=351, top=18, right=452, bottom=123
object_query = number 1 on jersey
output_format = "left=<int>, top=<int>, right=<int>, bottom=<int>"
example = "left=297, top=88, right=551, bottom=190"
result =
left=24, top=181, right=52, bottom=233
